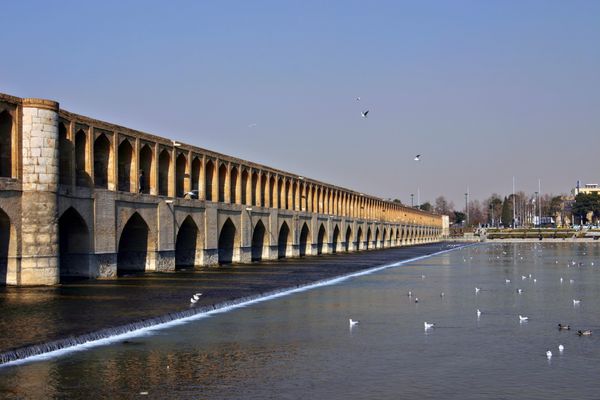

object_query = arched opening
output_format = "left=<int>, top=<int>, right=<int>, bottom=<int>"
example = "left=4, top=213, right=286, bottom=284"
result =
left=366, top=228, right=372, bottom=250
left=345, top=226, right=352, bottom=252
left=75, top=129, right=89, bottom=187
left=251, top=220, right=267, bottom=261
left=158, top=149, right=171, bottom=196
left=58, top=122, right=71, bottom=185
left=241, top=170, right=249, bottom=204
left=251, top=172, right=258, bottom=206
left=218, top=218, right=237, bottom=264
left=357, top=227, right=364, bottom=251
left=175, top=216, right=199, bottom=269
left=277, top=222, right=291, bottom=259
left=260, top=175, right=267, bottom=207
left=139, top=144, right=152, bottom=194
left=0, top=209, right=11, bottom=285
left=395, top=229, right=400, bottom=246
left=268, top=176, right=275, bottom=208
left=375, top=228, right=381, bottom=248
left=118, top=213, right=150, bottom=275
left=292, top=182, right=298, bottom=210
left=218, top=163, right=227, bottom=202
left=332, top=225, right=340, bottom=254
left=317, top=224, right=326, bottom=255
left=191, top=157, right=200, bottom=192
left=285, top=180, right=291, bottom=210
left=278, top=177, right=285, bottom=209
left=175, top=153, right=187, bottom=198
left=383, top=228, right=388, bottom=248
left=93, top=134, right=110, bottom=188
left=118, top=140, right=134, bottom=192
left=0, top=111, right=12, bottom=178
left=299, top=222, right=310, bottom=257
left=230, top=167, right=238, bottom=203
left=59, top=208, right=90, bottom=281
left=205, top=160, right=214, bottom=201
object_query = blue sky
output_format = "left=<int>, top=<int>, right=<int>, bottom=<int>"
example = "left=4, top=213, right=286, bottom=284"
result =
left=2, top=1, right=599, bottom=206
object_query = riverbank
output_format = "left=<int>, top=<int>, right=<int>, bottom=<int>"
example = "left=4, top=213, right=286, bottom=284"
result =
left=0, top=242, right=464, bottom=364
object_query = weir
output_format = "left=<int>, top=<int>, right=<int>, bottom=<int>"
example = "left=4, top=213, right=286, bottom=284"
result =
left=0, top=92, right=445, bottom=286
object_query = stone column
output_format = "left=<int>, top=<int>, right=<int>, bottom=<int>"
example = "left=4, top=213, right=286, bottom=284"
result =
left=199, top=155, right=206, bottom=200
left=235, top=167, right=242, bottom=205
left=211, top=159, right=219, bottom=201
left=264, top=173, right=271, bottom=208
left=20, top=98, right=60, bottom=285
left=272, top=175, right=279, bottom=209
left=256, top=172, right=262, bottom=207
left=224, top=162, right=231, bottom=203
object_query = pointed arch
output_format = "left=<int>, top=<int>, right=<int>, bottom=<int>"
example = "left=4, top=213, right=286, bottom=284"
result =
left=118, top=139, right=134, bottom=192
left=118, top=212, right=151, bottom=275
left=139, top=144, right=153, bottom=194
left=58, top=122, right=72, bottom=185
left=205, top=160, right=215, bottom=201
left=299, top=222, right=310, bottom=257
left=59, top=207, right=90, bottom=280
left=356, top=226, right=364, bottom=251
left=332, top=225, right=341, bottom=254
left=158, top=149, right=171, bottom=196
left=268, top=175, right=275, bottom=208
left=175, top=153, right=187, bottom=197
left=317, top=224, right=326, bottom=255
left=278, top=221, right=291, bottom=258
left=345, top=226, right=352, bottom=252
left=0, top=208, right=12, bottom=285
left=93, top=133, right=111, bottom=189
left=191, top=156, right=200, bottom=192
left=218, top=218, right=237, bottom=264
left=241, top=169, right=249, bottom=205
left=218, top=163, right=227, bottom=202
left=251, top=172, right=259, bottom=206
left=75, top=129, right=89, bottom=187
left=375, top=228, right=381, bottom=248
left=230, top=166, right=238, bottom=203
left=0, top=110, right=12, bottom=178
left=176, top=216, right=200, bottom=269
left=251, top=220, right=267, bottom=261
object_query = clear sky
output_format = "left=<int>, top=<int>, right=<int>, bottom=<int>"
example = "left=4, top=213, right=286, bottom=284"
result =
left=2, top=0, right=599, bottom=206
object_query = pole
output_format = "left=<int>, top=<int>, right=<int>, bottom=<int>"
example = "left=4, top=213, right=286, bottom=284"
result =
left=410, top=193, right=414, bottom=207
left=512, top=176, right=516, bottom=228
left=465, top=190, right=469, bottom=226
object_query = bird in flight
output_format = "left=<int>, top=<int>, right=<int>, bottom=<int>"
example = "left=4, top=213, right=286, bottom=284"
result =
left=414, top=155, right=421, bottom=161
left=361, top=110, right=369, bottom=118
left=355, top=96, right=361, bottom=101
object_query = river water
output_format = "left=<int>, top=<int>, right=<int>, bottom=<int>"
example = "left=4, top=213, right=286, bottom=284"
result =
left=2, top=242, right=600, bottom=399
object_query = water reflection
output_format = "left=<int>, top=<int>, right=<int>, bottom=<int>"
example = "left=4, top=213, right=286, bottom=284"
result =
left=2, top=242, right=600, bottom=399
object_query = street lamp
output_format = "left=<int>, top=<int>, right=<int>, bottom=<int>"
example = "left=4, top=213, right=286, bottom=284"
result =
left=410, top=193, right=414, bottom=208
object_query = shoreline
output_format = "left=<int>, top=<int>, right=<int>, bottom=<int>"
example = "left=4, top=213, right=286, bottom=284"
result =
left=0, top=242, right=467, bottom=366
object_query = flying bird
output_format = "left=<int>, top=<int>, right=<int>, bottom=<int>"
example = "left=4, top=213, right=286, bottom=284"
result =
left=349, top=318, right=359, bottom=327
left=361, top=110, right=369, bottom=118
left=414, top=155, right=421, bottom=161
left=477, top=309, right=482, bottom=318
left=355, top=96, right=361, bottom=101
left=424, top=322, right=435, bottom=330
left=519, top=315, right=529, bottom=322
left=573, top=299, right=581, bottom=305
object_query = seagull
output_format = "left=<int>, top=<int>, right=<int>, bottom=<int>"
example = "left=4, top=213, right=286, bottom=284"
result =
left=477, top=309, right=482, bottom=318
left=361, top=110, right=369, bottom=118
left=519, top=315, right=529, bottom=322
left=355, top=96, right=361, bottom=101
left=424, top=322, right=435, bottom=330
left=349, top=318, right=359, bottom=327
left=533, top=278, right=537, bottom=283
left=521, top=275, right=527, bottom=280
left=415, top=297, right=419, bottom=303
left=558, top=323, right=570, bottom=330
left=546, top=350, right=552, bottom=359
left=475, top=287, right=480, bottom=294
left=573, top=299, right=581, bottom=305
left=414, top=154, right=421, bottom=161
left=407, top=290, right=413, bottom=297
left=505, top=279, right=511, bottom=283
left=517, top=288, right=523, bottom=294
left=558, top=344, right=564, bottom=352
left=560, top=277, right=564, bottom=283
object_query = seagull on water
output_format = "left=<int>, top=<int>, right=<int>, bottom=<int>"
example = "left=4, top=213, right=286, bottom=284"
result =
left=477, top=309, right=482, bottom=318
left=521, top=275, right=527, bottom=280
left=517, top=288, right=523, bottom=294
left=349, top=318, right=359, bottom=327
left=475, top=287, right=480, bottom=294
left=558, top=344, right=564, bottom=353
left=414, top=154, right=421, bottom=161
left=560, top=277, right=564, bottom=283
left=424, top=322, right=435, bottom=330
left=558, top=323, right=570, bottom=330
left=505, top=279, right=511, bottom=283
left=577, top=329, right=592, bottom=336
left=519, top=315, right=529, bottom=322
left=361, top=110, right=369, bottom=118
left=546, top=350, right=552, bottom=359
left=190, top=293, right=202, bottom=304
left=414, top=297, right=419, bottom=303
left=407, top=290, right=413, bottom=297
left=573, top=299, right=581, bottom=305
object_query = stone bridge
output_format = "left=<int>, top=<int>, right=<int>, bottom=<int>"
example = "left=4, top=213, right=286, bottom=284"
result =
left=0, top=92, right=444, bottom=286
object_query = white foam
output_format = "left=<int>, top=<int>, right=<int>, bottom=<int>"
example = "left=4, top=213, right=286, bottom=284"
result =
left=1, top=243, right=471, bottom=367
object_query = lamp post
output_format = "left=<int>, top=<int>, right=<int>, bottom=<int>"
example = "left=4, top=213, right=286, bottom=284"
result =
left=465, top=192, right=469, bottom=226
left=410, top=193, right=414, bottom=208
left=534, top=192, right=538, bottom=227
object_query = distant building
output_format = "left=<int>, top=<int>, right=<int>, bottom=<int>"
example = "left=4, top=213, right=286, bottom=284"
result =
left=572, top=182, right=600, bottom=196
